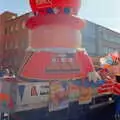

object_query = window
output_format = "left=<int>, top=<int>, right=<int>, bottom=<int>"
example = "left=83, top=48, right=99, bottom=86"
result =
left=10, top=41, right=13, bottom=49
left=10, top=26, right=14, bottom=32
left=5, top=41, right=8, bottom=50
left=103, top=47, right=107, bottom=54
left=20, top=40, right=28, bottom=49
left=12, top=39, right=16, bottom=49
left=15, top=40, right=18, bottom=49
left=4, top=28, right=8, bottom=35
left=103, top=30, right=120, bottom=44
left=21, top=40, right=24, bottom=48
left=103, top=47, right=116, bottom=54
left=22, top=21, right=26, bottom=29
left=15, top=24, right=19, bottom=31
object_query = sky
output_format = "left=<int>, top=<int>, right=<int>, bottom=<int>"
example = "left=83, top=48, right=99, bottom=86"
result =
left=0, top=0, right=120, bottom=32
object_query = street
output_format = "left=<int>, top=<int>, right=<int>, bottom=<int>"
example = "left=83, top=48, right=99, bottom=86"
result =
left=8, top=102, right=115, bottom=120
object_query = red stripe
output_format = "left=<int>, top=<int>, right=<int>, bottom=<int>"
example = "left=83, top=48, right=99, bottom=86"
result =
left=100, top=84, right=113, bottom=89
left=114, top=83, right=120, bottom=89
left=113, top=87, right=120, bottom=95
left=98, top=89, right=112, bottom=94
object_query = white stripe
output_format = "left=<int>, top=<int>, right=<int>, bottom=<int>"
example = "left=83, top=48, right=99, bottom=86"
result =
left=26, top=47, right=86, bottom=53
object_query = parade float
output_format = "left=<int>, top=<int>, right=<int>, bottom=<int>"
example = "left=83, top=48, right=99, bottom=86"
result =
left=0, top=0, right=119, bottom=120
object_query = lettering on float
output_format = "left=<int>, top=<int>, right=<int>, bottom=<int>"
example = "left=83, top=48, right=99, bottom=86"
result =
left=36, top=0, right=52, bottom=4
left=31, top=85, right=49, bottom=96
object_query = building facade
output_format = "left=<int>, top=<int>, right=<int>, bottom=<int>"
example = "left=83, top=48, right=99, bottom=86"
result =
left=0, top=11, right=120, bottom=72
left=98, top=26, right=120, bottom=55
left=81, top=21, right=97, bottom=56
left=0, top=11, right=29, bottom=71
left=81, top=20, right=120, bottom=56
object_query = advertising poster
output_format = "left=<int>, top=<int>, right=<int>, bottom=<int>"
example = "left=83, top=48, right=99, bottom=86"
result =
left=92, top=87, right=99, bottom=97
left=79, top=86, right=92, bottom=104
left=79, top=80, right=92, bottom=104
left=16, top=82, right=49, bottom=112
left=69, top=80, right=81, bottom=102
left=49, top=80, right=69, bottom=112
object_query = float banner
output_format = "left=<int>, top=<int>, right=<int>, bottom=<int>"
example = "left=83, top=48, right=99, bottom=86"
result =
left=16, top=82, right=49, bottom=112
left=49, top=80, right=69, bottom=112
left=0, top=80, right=16, bottom=112
left=69, top=80, right=81, bottom=102
left=79, top=86, right=92, bottom=104
left=79, top=80, right=92, bottom=104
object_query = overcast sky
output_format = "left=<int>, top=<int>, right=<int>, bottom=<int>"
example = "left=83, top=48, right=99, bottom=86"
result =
left=0, top=0, right=120, bottom=32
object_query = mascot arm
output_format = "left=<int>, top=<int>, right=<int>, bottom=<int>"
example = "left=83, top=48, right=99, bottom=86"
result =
left=82, top=50, right=101, bottom=82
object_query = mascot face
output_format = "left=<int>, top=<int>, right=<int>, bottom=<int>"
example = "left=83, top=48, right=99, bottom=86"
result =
left=29, top=24, right=82, bottom=49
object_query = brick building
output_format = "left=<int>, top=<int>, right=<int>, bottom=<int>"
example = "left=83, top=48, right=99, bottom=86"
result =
left=0, top=11, right=29, bottom=72
left=0, top=11, right=120, bottom=73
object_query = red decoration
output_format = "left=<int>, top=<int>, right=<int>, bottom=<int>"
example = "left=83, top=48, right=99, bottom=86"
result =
left=29, top=0, right=81, bottom=12
left=113, top=83, right=120, bottom=95
left=97, top=80, right=114, bottom=94
left=26, top=14, right=84, bottom=29
left=19, top=51, right=94, bottom=81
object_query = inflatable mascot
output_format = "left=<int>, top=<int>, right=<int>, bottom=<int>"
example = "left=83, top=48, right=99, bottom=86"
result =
left=19, top=0, right=100, bottom=82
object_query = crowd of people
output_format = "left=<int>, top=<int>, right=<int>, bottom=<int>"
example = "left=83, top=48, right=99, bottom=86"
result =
left=94, top=51, right=120, bottom=120
left=0, top=66, right=15, bottom=78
